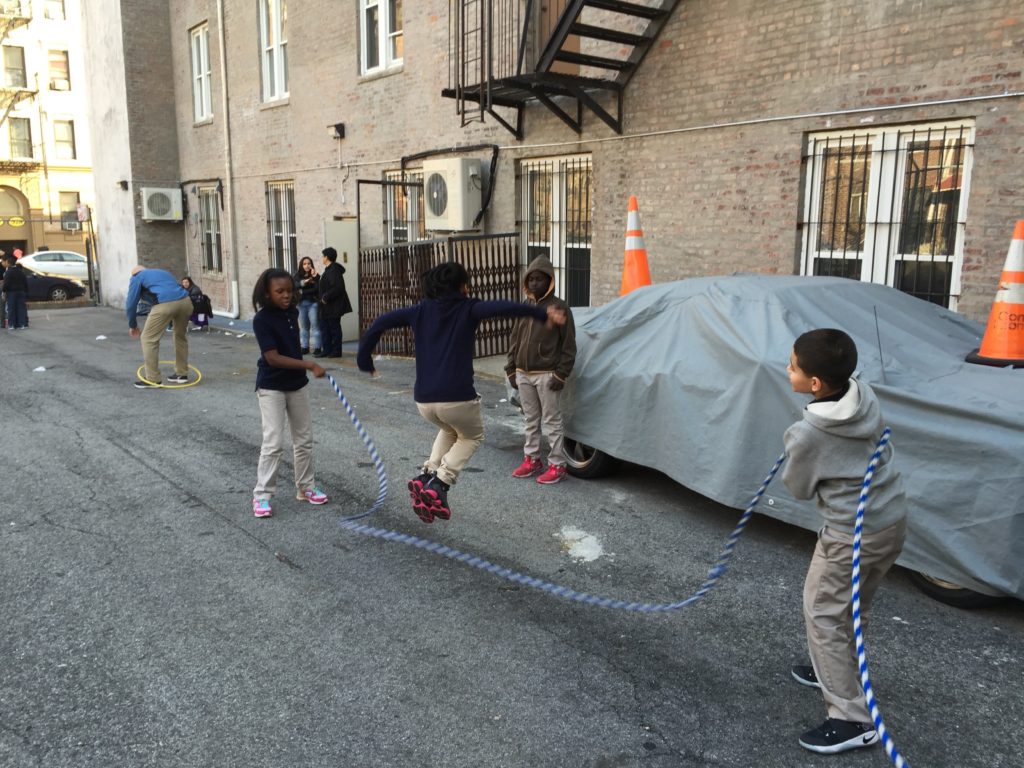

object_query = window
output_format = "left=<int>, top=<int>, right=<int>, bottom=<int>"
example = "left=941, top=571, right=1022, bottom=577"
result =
left=258, top=0, right=288, bottom=101
left=3, top=46, right=25, bottom=88
left=199, top=187, right=223, bottom=271
left=266, top=181, right=296, bottom=272
left=48, top=50, right=70, bottom=90
left=58, top=190, right=79, bottom=229
left=383, top=169, right=425, bottom=244
left=800, top=121, right=973, bottom=310
left=53, top=120, right=76, bottom=160
left=9, top=117, right=31, bottom=158
left=519, top=155, right=592, bottom=307
left=360, top=0, right=402, bottom=74
left=190, top=25, right=212, bottom=121
left=44, top=0, right=65, bottom=20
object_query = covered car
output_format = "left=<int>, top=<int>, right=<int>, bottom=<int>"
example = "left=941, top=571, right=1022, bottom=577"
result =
left=561, top=275, right=1023, bottom=605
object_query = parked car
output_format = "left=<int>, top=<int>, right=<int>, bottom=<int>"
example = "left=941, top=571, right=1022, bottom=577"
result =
left=561, top=275, right=1023, bottom=608
left=18, top=250, right=89, bottom=280
left=20, top=264, right=86, bottom=301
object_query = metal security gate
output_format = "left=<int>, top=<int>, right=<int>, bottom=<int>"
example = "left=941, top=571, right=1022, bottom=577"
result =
left=359, top=232, right=520, bottom=359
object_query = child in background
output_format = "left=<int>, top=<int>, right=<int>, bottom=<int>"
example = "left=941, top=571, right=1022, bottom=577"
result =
left=181, top=276, right=211, bottom=331
left=251, top=268, right=330, bottom=518
left=357, top=261, right=566, bottom=523
left=782, top=328, right=907, bottom=755
left=504, top=254, right=576, bottom=484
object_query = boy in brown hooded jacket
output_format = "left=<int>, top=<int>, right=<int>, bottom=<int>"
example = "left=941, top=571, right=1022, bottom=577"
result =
left=504, top=254, right=577, bottom=484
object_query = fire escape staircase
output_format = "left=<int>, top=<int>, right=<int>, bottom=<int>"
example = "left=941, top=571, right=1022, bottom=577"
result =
left=443, top=0, right=682, bottom=139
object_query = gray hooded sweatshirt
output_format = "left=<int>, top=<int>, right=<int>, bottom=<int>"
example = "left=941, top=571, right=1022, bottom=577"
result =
left=782, top=378, right=907, bottom=535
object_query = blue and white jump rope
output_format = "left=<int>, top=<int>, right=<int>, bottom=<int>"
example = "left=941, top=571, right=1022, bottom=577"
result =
left=325, top=374, right=910, bottom=766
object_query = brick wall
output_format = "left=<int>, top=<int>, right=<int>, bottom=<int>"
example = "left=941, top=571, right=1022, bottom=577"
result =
left=152, top=0, right=1021, bottom=321
left=121, top=0, right=185, bottom=275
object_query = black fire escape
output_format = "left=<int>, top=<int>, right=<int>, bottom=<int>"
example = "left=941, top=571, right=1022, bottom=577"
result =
left=443, top=0, right=682, bottom=139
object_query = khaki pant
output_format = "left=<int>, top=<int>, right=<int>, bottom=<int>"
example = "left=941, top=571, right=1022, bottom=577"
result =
left=515, top=370, right=566, bottom=466
left=416, top=398, right=484, bottom=486
left=140, top=296, right=193, bottom=383
left=253, top=387, right=315, bottom=499
left=804, top=518, right=906, bottom=722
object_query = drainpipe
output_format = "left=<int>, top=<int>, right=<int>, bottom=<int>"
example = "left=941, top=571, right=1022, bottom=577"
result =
left=214, top=0, right=240, bottom=318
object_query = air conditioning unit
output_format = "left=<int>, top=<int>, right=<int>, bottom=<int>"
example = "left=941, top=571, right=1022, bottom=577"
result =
left=423, top=157, right=482, bottom=231
left=61, top=220, right=80, bottom=232
left=141, top=187, right=183, bottom=222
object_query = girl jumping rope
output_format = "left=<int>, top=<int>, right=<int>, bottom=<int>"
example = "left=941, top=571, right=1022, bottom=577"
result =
left=251, top=268, right=330, bottom=518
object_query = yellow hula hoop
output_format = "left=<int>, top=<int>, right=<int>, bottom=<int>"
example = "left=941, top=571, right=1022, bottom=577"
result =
left=136, top=362, right=203, bottom=389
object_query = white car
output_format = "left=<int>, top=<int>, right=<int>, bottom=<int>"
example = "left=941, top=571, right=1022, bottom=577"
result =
left=18, top=250, right=89, bottom=281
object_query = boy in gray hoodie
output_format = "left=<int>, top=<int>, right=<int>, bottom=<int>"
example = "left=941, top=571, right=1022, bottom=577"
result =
left=781, top=328, right=907, bottom=755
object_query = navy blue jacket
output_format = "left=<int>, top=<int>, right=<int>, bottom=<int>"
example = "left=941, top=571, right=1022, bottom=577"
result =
left=357, top=293, right=547, bottom=403
left=253, top=305, right=308, bottom=391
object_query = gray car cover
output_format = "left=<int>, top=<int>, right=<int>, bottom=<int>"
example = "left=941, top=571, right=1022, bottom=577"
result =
left=563, top=275, right=1024, bottom=599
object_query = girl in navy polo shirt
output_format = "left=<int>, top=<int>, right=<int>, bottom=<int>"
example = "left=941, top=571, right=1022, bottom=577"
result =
left=251, top=268, right=329, bottom=518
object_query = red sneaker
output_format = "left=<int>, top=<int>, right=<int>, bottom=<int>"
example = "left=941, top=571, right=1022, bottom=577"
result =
left=536, top=464, right=568, bottom=484
left=512, top=456, right=544, bottom=478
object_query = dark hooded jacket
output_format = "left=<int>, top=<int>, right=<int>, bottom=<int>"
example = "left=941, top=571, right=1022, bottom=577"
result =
left=504, top=255, right=576, bottom=382
left=319, top=260, right=352, bottom=319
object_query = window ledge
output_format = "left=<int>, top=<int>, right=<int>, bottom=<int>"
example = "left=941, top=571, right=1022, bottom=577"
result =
left=193, top=117, right=214, bottom=127
left=359, top=63, right=404, bottom=84
left=259, top=97, right=290, bottom=111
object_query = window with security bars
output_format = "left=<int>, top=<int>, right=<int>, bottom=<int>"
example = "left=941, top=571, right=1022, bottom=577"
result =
left=800, top=121, right=973, bottom=310
left=519, top=155, right=592, bottom=307
left=383, top=169, right=425, bottom=244
left=266, top=181, right=296, bottom=272
left=200, top=187, right=222, bottom=271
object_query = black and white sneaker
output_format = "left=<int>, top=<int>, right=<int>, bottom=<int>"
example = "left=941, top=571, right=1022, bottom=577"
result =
left=791, top=665, right=821, bottom=689
left=799, top=718, right=878, bottom=754
left=133, top=379, right=158, bottom=389
left=166, top=374, right=189, bottom=384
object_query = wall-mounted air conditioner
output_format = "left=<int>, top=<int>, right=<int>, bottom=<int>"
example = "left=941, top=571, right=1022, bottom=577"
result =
left=141, top=187, right=183, bottom=222
left=423, top=157, right=482, bottom=231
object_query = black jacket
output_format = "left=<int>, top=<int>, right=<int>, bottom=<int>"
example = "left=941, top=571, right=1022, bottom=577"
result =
left=2, top=263, right=27, bottom=293
left=319, top=261, right=352, bottom=319
left=293, top=268, right=320, bottom=303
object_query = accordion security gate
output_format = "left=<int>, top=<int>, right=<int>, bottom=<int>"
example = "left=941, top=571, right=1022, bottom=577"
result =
left=359, top=233, right=521, bottom=359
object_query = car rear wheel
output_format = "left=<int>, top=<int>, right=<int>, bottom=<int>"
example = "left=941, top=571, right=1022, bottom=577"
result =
left=48, top=286, right=70, bottom=301
left=563, top=437, right=618, bottom=479
left=907, top=571, right=1007, bottom=609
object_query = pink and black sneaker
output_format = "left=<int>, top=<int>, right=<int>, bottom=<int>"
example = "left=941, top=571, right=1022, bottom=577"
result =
left=407, top=473, right=434, bottom=523
left=412, top=474, right=451, bottom=522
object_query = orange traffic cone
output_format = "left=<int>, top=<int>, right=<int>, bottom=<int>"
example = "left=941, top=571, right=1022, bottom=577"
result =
left=966, top=220, right=1024, bottom=368
left=620, top=195, right=652, bottom=296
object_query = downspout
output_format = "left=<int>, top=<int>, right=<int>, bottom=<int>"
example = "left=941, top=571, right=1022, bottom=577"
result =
left=215, top=0, right=240, bottom=318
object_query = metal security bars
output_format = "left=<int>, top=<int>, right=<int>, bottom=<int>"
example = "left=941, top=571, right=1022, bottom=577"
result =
left=359, top=233, right=519, bottom=358
left=518, top=155, right=592, bottom=306
left=383, top=170, right=426, bottom=244
left=800, top=122, right=973, bottom=309
left=199, top=187, right=222, bottom=272
left=266, top=181, right=296, bottom=273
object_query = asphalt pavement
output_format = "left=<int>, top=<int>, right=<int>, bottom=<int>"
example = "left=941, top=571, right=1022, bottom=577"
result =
left=1, top=306, right=1021, bottom=768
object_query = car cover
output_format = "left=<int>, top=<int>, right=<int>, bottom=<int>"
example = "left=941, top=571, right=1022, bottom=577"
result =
left=563, top=274, right=1024, bottom=599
